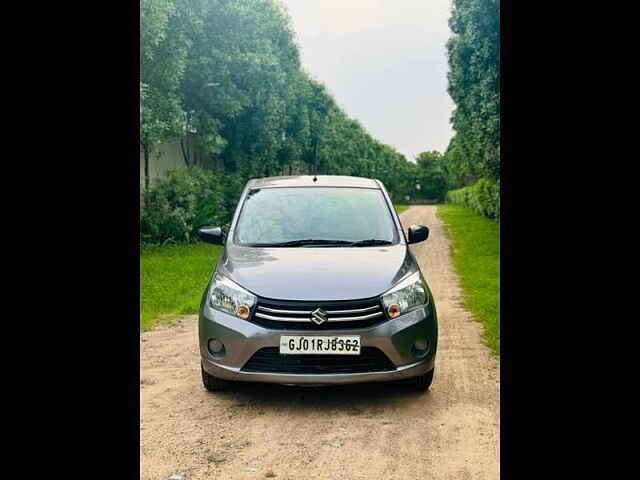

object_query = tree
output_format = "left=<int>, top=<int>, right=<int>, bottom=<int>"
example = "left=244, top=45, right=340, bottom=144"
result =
left=139, top=0, right=420, bottom=205
left=140, top=0, right=190, bottom=189
left=414, top=151, right=447, bottom=201
left=178, top=0, right=302, bottom=177
left=445, top=0, right=500, bottom=183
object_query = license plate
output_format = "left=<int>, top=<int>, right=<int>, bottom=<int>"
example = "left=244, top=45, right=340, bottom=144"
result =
left=279, top=335, right=361, bottom=355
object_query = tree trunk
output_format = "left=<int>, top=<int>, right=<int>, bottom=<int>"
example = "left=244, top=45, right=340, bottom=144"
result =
left=180, top=136, right=191, bottom=167
left=313, top=139, right=318, bottom=175
left=143, top=144, right=150, bottom=191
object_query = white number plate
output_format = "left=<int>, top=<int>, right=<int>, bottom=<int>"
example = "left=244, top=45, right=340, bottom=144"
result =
left=279, top=335, right=361, bottom=355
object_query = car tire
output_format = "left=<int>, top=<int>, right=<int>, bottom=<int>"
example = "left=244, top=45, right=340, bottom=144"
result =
left=414, top=369, right=434, bottom=391
left=201, top=364, right=231, bottom=392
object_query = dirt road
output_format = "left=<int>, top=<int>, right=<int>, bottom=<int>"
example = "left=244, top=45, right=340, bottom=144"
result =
left=140, top=205, right=500, bottom=480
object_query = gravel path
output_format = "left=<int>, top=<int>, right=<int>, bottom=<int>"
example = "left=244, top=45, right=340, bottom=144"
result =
left=140, top=205, right=500, bottom=480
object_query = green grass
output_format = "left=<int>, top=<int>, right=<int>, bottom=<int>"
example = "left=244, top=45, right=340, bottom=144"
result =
left=395, top=205, right=409, bottom=214
left=437, top=204, right=500, bottom=354
left=140, top=243, right=223, bottom=331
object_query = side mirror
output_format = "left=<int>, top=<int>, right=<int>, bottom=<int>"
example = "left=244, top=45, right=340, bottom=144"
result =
left=198, top=226, right=224, bottom=245
left=408, top=225, right=429, bottom=244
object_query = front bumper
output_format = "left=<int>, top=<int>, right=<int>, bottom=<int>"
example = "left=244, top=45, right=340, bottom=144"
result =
left=199, top=302, right=437, bottom=386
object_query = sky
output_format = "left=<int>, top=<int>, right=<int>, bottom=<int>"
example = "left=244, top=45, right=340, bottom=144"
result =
left=280, top=0, right=455, bottom=162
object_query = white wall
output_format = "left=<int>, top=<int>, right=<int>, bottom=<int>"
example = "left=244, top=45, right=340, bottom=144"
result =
left=140, top=140, right=187, bottom=186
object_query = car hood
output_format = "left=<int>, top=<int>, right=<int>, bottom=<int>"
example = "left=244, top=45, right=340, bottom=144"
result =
left=217, top=244, right=416, bottom=301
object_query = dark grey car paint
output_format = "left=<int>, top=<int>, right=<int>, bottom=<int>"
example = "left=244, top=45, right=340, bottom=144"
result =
left=198, top=175, right=437, bottom=385
left=217, top=244, right=415, bottom=301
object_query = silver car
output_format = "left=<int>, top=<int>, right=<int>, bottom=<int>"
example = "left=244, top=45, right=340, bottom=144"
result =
left=198, top=175, right=437, bottom=391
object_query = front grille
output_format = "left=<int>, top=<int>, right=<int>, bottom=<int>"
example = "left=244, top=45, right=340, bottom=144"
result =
left=249, top=297, right=387, bottom=330
left=241, top=347, right=396, bottom=374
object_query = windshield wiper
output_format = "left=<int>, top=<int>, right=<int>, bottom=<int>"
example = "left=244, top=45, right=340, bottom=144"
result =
left=348, top=239, right=393, bottom=247
left=248, top=239, right=353, bottom=247
left=248, top=238, right=394, bottom=247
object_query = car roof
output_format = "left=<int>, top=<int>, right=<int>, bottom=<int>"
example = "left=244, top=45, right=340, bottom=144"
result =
left=246, top=175, right=381, bottom=189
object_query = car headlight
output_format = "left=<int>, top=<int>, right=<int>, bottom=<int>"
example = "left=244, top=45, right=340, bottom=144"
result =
left=208, top=271, right=256, bottom=319
left=381, top=271, right=429, bottom=318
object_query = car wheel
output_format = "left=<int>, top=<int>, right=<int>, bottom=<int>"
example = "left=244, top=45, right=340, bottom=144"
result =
left=414, top=369, right=434, bottom=391
left=201, top=364, right=231, bottom=392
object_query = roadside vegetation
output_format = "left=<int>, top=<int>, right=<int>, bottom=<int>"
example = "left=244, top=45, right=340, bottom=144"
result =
left=140, top=0, right=450, bottom=247
left=140, top=243, right=222, bottom=331
left=446, top=178, right=499, bottom=221
left=442, top=0, right=500, bottom=203
left=139, top=0, right=500, bottom=333
left=141, top=0, right=425, bottom=205
left=437, top=204, right=500, bottom=354
left=140, top=0, right=499, bottom=247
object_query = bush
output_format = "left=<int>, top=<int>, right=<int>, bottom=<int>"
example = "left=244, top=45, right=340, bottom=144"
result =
left=140, top=167, right=228, bottom=245
left=446, top=178, right=500, bottom=221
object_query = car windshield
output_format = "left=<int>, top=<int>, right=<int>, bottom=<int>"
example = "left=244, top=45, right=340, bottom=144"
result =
left=234, top=187, right=398, bottom=246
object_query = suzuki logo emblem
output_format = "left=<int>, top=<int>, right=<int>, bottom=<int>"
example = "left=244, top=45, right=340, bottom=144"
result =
left=311, top=308, right=328, bottom=325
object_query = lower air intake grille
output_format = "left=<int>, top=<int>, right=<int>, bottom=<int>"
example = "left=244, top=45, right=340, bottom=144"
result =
left=241, top=347, right=396, bottom=374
